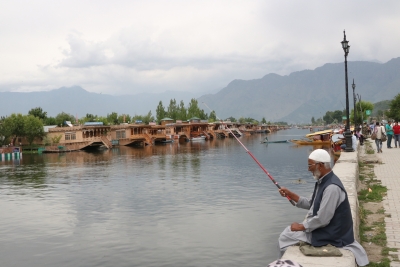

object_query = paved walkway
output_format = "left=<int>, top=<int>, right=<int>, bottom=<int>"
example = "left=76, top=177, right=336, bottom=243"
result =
left=372, top=143, right=400, bottom=267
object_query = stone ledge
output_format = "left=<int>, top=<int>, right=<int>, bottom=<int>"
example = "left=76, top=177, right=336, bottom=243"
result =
left=281, top=142, right=360, bottom=267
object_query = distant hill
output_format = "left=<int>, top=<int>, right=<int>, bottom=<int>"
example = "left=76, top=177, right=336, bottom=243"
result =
left=372, top=100, right=391, bottom=116
left=198, top=57, right=400, bottom=123
left=0, top=86, right=199, bottom=118
left=1, top=57, right=400, bottom=123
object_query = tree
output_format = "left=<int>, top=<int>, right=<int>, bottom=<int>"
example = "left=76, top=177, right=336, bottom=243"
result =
left=187, top=98, right=200, bottom=119
left=187, top=98, right=207, bottom=119
left=166, top=99, right=178, bottom=120
left=0, top=117, right=12, bottom=146
left=311, top=117, right=315, bottom=124
left=178, top=100, right=187, bottom=121
left=3, top=113, right=25, bottom=145
left=107, top=112, right=119, bottom=125
left=261, top=117, right=267, bottom=124
left=24, top=115, right=45, bottom=146
left=118, top=114, right=131, bottom=124
left=385, top=93, right=400, bottom=122
left=350, top=101, right=374, bottom=125
left=209, top=111, right=217, bottom=122
left=156, top=101, right=166, bottom=123
left=28, top=107, right=47, bottom=121
left=134, top=111, right=155, bottom=124
left=226, top=116, right=236, bottom=122
left=55, top=112, right=75, bottom=127
left=85, top=113, right=97, bottom=122
left=44, top=117, right=57, bottom=125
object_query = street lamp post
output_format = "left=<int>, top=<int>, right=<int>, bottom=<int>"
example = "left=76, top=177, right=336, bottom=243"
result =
left=341, top=30, right=353, bottom=152
left=352, top=79, right=356, bottom=127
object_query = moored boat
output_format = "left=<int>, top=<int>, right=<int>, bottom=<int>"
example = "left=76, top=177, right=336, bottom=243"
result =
left=261, top=139, right=289, bottom=144
left=189, top=136, right=206, bottom=141
left=290, top=139, right=331, bottom=145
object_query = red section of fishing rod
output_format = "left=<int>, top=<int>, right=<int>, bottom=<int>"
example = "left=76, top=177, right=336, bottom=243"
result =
left=222, top=124, right=296, bottom=206
left=202, top=102, right=295, bottom=205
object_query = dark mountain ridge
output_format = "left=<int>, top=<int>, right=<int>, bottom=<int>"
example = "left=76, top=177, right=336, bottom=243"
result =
left=1, top=57, right=399, bottom=123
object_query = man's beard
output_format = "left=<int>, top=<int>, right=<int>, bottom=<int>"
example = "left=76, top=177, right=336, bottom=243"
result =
left=313, top=169, right=321, bottom=180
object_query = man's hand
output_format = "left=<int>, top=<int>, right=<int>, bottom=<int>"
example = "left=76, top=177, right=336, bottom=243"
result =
left=279, top=187, right=300, bottom=203
left=290, top=222, right=306, bottom=231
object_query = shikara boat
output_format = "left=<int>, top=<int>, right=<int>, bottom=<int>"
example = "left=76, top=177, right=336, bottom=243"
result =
left=290, top=139, right=331, bottom=145
left=261, top=139, right=289, bottom=144
left=305, top=129, right=333, bottom=139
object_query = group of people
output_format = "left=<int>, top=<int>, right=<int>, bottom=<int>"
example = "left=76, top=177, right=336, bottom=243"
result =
left=372, top=120, right=400, bottom=153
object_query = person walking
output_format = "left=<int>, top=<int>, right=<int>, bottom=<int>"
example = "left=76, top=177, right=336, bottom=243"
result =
left=385, top=121, right=394, bottom=148
left=374, top=122, right=385, bottom=153
left=393, top=121, right=400, bottom=148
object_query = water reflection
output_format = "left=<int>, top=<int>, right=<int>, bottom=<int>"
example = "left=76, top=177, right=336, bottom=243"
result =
left=0, top=128, right=324, bottom=267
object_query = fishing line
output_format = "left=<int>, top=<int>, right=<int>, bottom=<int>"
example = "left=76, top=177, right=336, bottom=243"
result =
left=203, top=102, right=296, bottom=206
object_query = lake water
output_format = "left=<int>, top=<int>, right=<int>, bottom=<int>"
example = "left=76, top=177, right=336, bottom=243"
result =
left=0, top=128, right=329, bottom=267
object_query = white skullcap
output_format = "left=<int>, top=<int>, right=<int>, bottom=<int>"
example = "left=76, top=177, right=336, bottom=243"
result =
left=308, top=149, right=331, bottom=163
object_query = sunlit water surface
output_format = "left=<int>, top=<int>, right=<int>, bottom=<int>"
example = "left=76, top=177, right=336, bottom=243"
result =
left=0, top=128, right=329, bottom=267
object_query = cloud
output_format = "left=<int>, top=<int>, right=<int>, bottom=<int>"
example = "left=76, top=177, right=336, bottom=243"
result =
left=1, top=0, right=400, bottom=95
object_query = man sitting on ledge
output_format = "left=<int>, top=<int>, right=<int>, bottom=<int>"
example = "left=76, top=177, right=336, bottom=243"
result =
left=278, top=149, right=368, bottom=266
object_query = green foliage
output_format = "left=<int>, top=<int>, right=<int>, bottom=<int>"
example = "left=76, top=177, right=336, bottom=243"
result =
left=209, top=111, right=217, bottom=122
left=350, top=101, right=374, bottom=124
left=55, top=112, right=75, bottom=127
left=7, top=113, right=26, bottom=138
left=323, top=110, right=343, bottom=124
left=106, top=112, right=118, bottom=125
left=261, top=117, right=267, bottom=124
left=118, top=114, right=131, bottom=124
left=85, top=113, right=97, bottom=122
left=386, top=93, right=400, bottom=122
left=24, top=115, right=45, bottom=146
left=166, top=99, right=178, bottom=120
left=185, top=99, right=208, bottom=120
left=0, top=117, right=12, bottom=146
left=133, top=111, right=154, bottom=124
left=156, top=101, right=166, bottom=123
left=51, top=135, right=62, bottom=144
left=311, top=116, right=315, bottom=124
left=178, top=100, right=187, bottom=121
left=28, top=107, right=48, bottom=121
left=226, top=116, right=236, bottom=122
left=44, top=117, right=57, bottom=125
left=358, top=184, right=387, bottom=202
left=43, top=136, right=51, bottom=146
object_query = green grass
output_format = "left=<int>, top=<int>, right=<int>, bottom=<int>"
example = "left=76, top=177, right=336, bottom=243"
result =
left=358, top=152, right=394, bottom=266
left=358, top=184, right=387, bottom=202
left=366, top=258, right=391, bottom=267
left=377, top=208, right=385, bottom=214
left=382, top=247, right=398, bottom=256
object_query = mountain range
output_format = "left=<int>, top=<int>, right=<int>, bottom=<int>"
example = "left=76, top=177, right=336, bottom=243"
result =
left=1, top=57, right=399, bottom=123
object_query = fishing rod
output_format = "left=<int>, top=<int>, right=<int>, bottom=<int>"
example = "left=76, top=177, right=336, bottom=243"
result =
left=203, top=102, right=296, bottom=206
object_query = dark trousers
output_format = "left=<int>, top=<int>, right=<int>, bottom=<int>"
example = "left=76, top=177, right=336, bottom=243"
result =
left=387, top=134, right=393, bottom=148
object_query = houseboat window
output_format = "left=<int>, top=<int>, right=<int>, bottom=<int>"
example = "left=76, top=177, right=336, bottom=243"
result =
left=65, top=132, right=76, bottom=140
left=166, top=128, right=171, bottom=134
left=116, top=130, right=126, bottom=139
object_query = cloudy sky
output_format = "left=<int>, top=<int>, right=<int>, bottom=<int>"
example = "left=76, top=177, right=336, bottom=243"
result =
left=1, top=0, right=399, bottom=96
